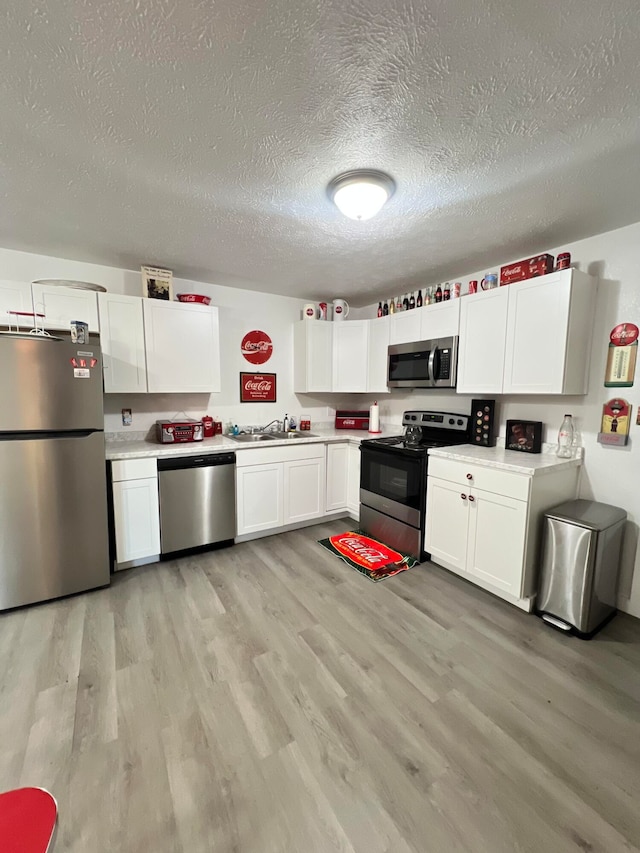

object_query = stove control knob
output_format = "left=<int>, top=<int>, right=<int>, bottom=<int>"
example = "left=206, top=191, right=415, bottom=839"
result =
left=457, top=419, right=464, bottom=426
left=411, top=415, right=417, bottom=420
left=449, top=418, right=455, bottom=425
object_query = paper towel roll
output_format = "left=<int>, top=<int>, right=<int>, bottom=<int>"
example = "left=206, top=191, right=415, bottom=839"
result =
left=368, top=401, right=381, bottom=434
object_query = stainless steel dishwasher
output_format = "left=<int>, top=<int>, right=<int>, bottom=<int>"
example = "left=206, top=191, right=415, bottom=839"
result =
left=157, top=452, right=236, bottom=554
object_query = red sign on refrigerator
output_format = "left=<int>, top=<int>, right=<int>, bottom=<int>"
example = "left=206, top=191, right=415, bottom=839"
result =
left=240, top=373, right=277, bottom=402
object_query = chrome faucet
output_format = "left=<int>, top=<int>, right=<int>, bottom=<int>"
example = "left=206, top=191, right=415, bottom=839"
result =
left=254, top=419, right=282, bottom=433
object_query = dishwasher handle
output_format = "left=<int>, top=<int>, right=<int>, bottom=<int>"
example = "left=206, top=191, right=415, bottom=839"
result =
left=157, top=452, right=236, bottom=471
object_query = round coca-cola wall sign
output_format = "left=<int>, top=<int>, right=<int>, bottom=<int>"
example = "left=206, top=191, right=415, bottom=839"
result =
left=241, top=330, right=273, bottom=365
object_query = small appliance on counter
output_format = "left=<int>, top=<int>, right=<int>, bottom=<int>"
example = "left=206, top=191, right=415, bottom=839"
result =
left=156, top=418, right=204, bottom=443
left=471, top=399, right=496, bottom=447
left=335, top=410, right=370, bottom=430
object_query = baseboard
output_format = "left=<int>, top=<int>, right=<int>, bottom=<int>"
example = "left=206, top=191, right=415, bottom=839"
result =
left=235, top=511, right=350, bottom=544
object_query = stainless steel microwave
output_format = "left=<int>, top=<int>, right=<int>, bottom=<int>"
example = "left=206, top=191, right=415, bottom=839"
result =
left=387, top=336, right=458, bottom=388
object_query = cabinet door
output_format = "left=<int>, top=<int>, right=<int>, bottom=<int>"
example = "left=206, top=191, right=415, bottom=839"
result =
left=326, top=443, right=349, bottom=512
left=0, top=280, right=32, bottom=323
left=457, top=288, right=509, bottom=394
left=333, top=321, right=369, bottom=392
left=143, top=300, right=221, bottom=393
left=389, top=310, right=421, bottom=345
left=236, top=463, right=284, bottom=535
left=466, top=489, right=527, bottom=595
left=367, top=316, right=390, bottom=393
left=419, top=300, right=460, bottom=340
left=31, top=284, right=99, bottom=332
left=347, top=444, right=361, bottom=516
left=425, top=476, right=469, bottom=572
left=293, top=321, right=333, bottom=392
left=284, top=457, right=325, bottom=524
left=503, top=273, right=570, bottom=394
left=98, top=293, right=148, bottom=393
left=112, top=477, right=161, bottom=565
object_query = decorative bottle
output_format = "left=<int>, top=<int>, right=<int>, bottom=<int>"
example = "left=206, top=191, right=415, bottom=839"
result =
left=416, top=289, right=423, bottom=308
left=435, top=285, right=442, bottom=303
left=396, top=296, right=402, bottom=312
left=382, top=300, right=389, bottom=316
left=377, top=302, right=383, bottom=318
left=388, top=297, right=395, bottom=314
left=557, top=414, right=574, bottom=458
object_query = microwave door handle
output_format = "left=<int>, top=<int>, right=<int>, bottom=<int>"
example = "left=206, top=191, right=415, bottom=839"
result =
left=428, top=346, right=437, bottom=387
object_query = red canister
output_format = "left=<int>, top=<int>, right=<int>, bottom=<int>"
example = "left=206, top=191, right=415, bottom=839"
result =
left=202, top=415, right=214, bottom=438
left=468, top=280, right=478, bottom=295
left=556, top=252, right=571, bottom=270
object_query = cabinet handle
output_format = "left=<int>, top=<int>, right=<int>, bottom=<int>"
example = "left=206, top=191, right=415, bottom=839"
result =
left=466, top=473, right=473, bottom=480
left=468, top=495, right=475, bottom=502
left=460, top=493, right=467, bottom=500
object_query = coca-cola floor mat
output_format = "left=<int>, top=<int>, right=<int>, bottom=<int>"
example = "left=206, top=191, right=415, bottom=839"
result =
left=317, top=531, right=419, bottom=582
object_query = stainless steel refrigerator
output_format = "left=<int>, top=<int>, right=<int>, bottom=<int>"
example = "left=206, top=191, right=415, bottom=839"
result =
left=0, top=333, right=110, bottom=610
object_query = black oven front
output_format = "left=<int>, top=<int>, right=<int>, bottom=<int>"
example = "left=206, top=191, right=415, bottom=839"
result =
left=359, top=444, right=426, bottom=528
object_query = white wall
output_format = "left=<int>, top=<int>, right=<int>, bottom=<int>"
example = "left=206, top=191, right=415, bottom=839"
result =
left=339, top=220, right=640, bottom=618
left=0, top=246, right=333, bottom=432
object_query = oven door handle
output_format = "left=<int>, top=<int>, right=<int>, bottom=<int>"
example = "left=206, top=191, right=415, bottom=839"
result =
left=428, top=346, right=437, bottom=387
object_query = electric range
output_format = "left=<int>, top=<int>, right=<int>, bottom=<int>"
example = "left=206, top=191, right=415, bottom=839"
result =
left=359, top=410, right=470, bottom=560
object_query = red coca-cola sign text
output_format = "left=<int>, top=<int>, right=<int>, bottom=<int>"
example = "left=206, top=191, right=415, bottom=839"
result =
left=609, top=323, right=639, bottom=347
left=241, top=330, right=273, bottom=365
left=240, top=372, right=277, bottom=402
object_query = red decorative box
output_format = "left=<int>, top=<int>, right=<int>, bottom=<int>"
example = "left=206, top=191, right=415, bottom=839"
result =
left=335, top=410, right=369, bottom=430
left=500, top=254, right=554, bottom=285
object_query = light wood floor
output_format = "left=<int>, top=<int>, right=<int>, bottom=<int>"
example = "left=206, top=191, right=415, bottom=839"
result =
left=1, top=520, right=640, bottom=852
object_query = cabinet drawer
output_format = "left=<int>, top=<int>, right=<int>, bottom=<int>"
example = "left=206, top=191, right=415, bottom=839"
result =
left=112, top=457, right=158, bottom=482
left=234, top=443, right=325, bottom=467
left=428, top=457, right=530, bottom=501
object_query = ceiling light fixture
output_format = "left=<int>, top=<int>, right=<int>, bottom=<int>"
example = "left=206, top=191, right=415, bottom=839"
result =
left=328, top=170, right=395, bottom=221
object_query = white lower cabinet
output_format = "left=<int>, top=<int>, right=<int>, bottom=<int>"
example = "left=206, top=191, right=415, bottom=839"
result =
left=425, top=455, right=579, bottom=610
left=347, top=444, right=361, bottom=518
left=236, top=463, right=284, bottom=535
left=326, top=443, right=349, bottom=512
left=111, top=458, right=160, bottom=569
left=284, top=458, right=325, bottom=523
left=235, top=444, right=326, bottom=538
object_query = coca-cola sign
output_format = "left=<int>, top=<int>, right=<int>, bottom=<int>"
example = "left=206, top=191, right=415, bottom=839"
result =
left=240, top=372, right=277, bottom=402
left=241, top=330, right=273, bottom=365
left=609, top=323, right=639, bottom=347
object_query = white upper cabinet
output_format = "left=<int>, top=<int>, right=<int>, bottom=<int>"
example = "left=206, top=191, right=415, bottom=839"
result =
left=0, top=280, right=32, bottom=324
left=458, top=269, right=597, bottom=396
left=367, top=314, right=390, bottom=393
left=457, top=287, right=509, bottom=394
left=389, top=310, right=421, bottom=345
left=31, top=283, right=99, bottom=332
left=333, top=321, right=369, bottom=393
left=419, top=300, right=461, bottom=340
left=98, top=293, right=148, bottom=393
left=503, top=269, right=597, bottom=395
left=143, top=300, right=221, bottom=393
left=293, top=321, right=333, bottom=393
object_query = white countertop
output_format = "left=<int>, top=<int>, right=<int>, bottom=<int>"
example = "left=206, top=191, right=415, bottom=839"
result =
left=105, top=427, right=400, bottom=460
left=428, top=443, right=582, bottom=476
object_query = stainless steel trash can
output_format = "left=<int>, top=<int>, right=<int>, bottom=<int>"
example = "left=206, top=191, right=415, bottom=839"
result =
left=537, top=499, right=626, bottom=638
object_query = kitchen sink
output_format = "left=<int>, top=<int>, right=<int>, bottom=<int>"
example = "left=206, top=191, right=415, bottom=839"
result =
left=269, top=432, right=319, bottom=439
left=229, top=433, right=276, bottom=442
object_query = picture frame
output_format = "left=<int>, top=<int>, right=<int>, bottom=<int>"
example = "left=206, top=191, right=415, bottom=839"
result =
left=505, top=419, right=543, bottom=454
left=141, top=265, right=173, bottom=301
left=240, top=372, right=277, bottom=403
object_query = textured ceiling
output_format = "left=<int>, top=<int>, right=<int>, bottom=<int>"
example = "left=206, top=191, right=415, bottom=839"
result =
left=1, top=0, right=640, bottom=305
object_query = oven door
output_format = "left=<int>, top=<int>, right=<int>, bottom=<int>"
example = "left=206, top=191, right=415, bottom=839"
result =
left=359, top=444, right=424, bottom=527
